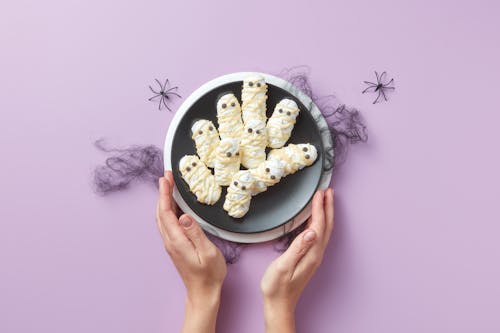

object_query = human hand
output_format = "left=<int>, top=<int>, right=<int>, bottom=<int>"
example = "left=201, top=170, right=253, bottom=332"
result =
left=156, top=170, right=227, bottom=333
left=260, top=189, right=334, bottom=333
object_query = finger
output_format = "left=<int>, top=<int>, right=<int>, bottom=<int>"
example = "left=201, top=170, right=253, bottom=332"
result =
left=158, top=177, right=188, bottom=245
left=322, top=188, right=335, bottom=247
left=178, top=214, right=213, bottom=253
left=307, top=190, right=326, bottom=238
left=277, top=229, right=317, bottom=273
left=164, top=170, right=178, bottom=216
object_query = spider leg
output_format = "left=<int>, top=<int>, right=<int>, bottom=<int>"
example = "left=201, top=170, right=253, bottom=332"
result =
left=373, top=91, right=382, bottom=104
left=158, top=98, right=163, bottom=110
left=385, top=78, right=394, bottom=87
left=155, top=79, right=163, bottom=91
left=381, top=89, right=388, bottom=101
left=379, top=71, right=387, bottom=83
left=162, top=78, right=169, bottom=91
left=363, top=81, right=377, bottom=86
left=362, top=85, right=377, bottom=94
left=374, top=71, right=380, bottom=83
left=162, top=97, right=172, bottom=111
left=167, top=91, right=182, bottom=98
left=148, top=93, right=161, bottom=101
left=165, top=86, right=178, bottom=92
left=383, top=86, right=395, bottom=90
left=149, top=85, right=160, bottom=94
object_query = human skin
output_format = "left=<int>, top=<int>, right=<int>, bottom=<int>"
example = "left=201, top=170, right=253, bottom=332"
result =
left=156, top=171, right=227, bottom=333
left=261, top=189, right=335, bottom=333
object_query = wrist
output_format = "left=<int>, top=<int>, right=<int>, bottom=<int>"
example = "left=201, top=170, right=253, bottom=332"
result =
left=183, top=288, right=221, bottom=333
left=263, top=299, right=296, bottom=333
left=186, top=286, right=222, bottom=312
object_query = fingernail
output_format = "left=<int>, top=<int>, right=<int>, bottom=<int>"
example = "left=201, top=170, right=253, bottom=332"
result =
left=304, top=230, right=316, bottom=242
left=179, top=215, right=193, bottom=228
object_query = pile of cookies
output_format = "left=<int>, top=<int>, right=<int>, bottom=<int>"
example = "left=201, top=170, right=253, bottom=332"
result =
left=179, top=74, right=318, bottom=218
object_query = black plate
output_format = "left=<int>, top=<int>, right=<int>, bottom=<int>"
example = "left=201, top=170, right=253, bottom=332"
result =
left=170, top=81, right=324, bottom=234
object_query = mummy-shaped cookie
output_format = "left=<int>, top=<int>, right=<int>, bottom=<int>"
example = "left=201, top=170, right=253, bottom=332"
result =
left=223, top=170, right=255, bottom=218
left=179, top=155, right=221, bottom=205
left=241, top=75, right=268, bottom=124
left=214, top=138, right=241, bottom=186
left=249, top=160, right=285, bottom=195
left=240, top=118, right=267, bottom=169
left=216, top=93, right=244, bottom=140
left=267, top=143, right=318, bottom=176
left=266, top=99, right=300, bottom=148
left=191, top=119, right=220, bottom=168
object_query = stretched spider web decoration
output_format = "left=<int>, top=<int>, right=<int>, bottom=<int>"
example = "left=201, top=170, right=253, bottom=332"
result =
left=94, top=66, right=368, bottom=262
left=148, top=78, right=181, bottom=111
left=362, top=71, right=395, bottom=104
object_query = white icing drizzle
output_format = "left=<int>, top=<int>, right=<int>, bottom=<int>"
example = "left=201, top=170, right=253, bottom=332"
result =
left=191, top=119, right=220, bottom=168
left=266, top=99, right=300, bottom=148
left=240, top=118, right=267, bottom=169
left=214, top=138, right=241, bottom=186
left=267, top=143, right=318, bottom=176
left=179, top=155, right=221, bottom=205
left=223, top=170, right=255, bottom=218
left=241, top=75, right=268, bottom=124
left=216, top=93, right=244, bottom=140
left=249, top=159, right=285, bottom=196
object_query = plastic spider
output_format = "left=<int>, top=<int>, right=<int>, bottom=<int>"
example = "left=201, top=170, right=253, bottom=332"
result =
left=362, top=71, right=395, bottom=104
left=148, top=78, right=181, bottom=111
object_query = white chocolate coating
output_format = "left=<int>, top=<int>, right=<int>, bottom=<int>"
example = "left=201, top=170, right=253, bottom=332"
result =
left=179, top=155, right=221, bottom=205
left=249, top=159, right=285, bottom=195
left=241, top=75, right=268, bottom=124
left=267, top=143, right=318, bottom=176
left=266, top=99, right=300, bottom=148
left=223, top=170, right=255, bottom=218
left=216, top=93, right=244, bottom=140
left=214, top=138, right=241, bottom=186
left=240, top=118, right=267, bottom=169
left=191, top=119, right=220, bottom=168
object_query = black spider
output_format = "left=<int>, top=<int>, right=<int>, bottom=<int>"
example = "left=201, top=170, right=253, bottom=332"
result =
left=362, top=71, right=395, bottom=104
left=148, top=78, right=181, bottom=111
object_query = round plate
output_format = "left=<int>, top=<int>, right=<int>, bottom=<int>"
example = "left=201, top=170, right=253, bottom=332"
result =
left=164, top=72, right=334, bottom=243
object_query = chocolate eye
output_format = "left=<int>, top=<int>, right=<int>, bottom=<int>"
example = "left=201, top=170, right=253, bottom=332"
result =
left=221, top=103, right=227, bottom=109
left=198, top=130, right=203, bottom=135
left=305, top=154, right=310, bottom=159
left=231, top=102, right=235, bottom=107
left=235, top=152, right=239, bottom=156
left=279, top=108, right=283, bottom=113
left=186, top=167, right=191, bottom=172
left=248, top=81, right=254, bottom=87
left=192, top=162, right=197, bottom=167
left=209, top=126, right=214, bottom=131
left=265, top=168, right=270, bottom=173
left=247, top=128, right=253, bottom=133
left=226, top=152, right=232, bottom=157
left=270, top=175, right=276, bottom=180
left=241, top=185, right=246, bottom=190
left=234, top=181, right=238, bottom=186
left=302, top=147, right=308, bottom=152
left=256, top=130, right=261, bottom=134
left=257, top=82, right=261, bottom=87
left=286, top=111, right=291, bottom=116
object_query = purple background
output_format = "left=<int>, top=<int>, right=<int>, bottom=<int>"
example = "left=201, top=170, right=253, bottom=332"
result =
left=1, top=0, right=500, bottom=332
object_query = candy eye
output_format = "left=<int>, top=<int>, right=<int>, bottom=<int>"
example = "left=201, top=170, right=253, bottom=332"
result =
left=192, top=162, right=197, bottom=167
left=279, top=109, right=283, bottom=113
left=209, top=126, right=214, bottom=131
left=286, top=111, right=291, bottom=116
left=302, top=147, right=308, bottom=152
left=221, top=103, right=227, bottom=109
left=226, top=152, right=232, bottom=157
left=186, top=166, right=191, bottom=172
left=231, top=102, right=235, bottom=107
left=256, top=130, right=261, bottom=134
left=265, top=168, right=270, bottom=173
left=198, top=130, right=203, bottom=135
left=247, top=128, right=253, bottom=133
left=248, top=81, right=254, bottom=87
left=257, top=82, right=261, bottom=87
left=270, top=175, right=276, bottom=180
left=241, top=185, right=246, bottom=190
left=305, top=154, right=310, bottom=159
left=235, top=152, right=239, bottom=156
left=234, top=181, right=238, bottom=186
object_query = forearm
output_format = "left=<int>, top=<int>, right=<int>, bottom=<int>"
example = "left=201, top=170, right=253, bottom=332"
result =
left=264, top=301, right=296, bottom=333
left=182, top=290, right=221, bottom=333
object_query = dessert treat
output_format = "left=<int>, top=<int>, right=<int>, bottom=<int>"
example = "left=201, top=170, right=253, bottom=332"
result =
left=240, top=118, right=267, bottom=169
left=266, top=98, right=300, bottom=148
left=249, top=159, right=285, bottom=195
left=179, top=155, right=221, bottom=205
left=223, top=170, right=255, bottom=218
left=216, top=93, right=244, bottom=140
left=267, top=143, right=318, bottom=176
left=191, top=119, right=220, bottom=168
left=241, top=74, right=268, bottom=124
left=214, top=138, right=241, bottom=186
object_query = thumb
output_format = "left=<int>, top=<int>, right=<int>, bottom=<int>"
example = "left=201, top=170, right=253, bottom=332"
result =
left=178, top=214, right=212, bottom=251
left=278, top=229, right=317, bottom=271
